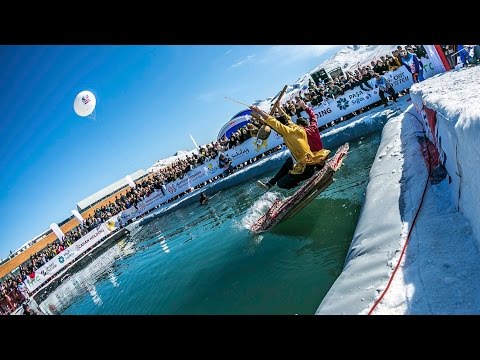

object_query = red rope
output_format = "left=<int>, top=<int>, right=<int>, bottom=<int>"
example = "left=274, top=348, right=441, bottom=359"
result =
left=368, top=129, right=432, bottom=315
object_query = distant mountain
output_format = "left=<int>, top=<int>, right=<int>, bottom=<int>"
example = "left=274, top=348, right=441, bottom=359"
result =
left=313, top=45, right=398, bottom=73
left=148, top=149, right=198, bottom=172
left=263, top=45, right=400, bottom=104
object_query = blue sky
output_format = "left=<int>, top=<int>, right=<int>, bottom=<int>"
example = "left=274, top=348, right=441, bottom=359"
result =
left=0, top=45, right=343, bottom=259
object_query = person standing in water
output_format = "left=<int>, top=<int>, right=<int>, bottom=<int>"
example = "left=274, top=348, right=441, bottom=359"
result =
left=200, top=192, right=209, bottom=205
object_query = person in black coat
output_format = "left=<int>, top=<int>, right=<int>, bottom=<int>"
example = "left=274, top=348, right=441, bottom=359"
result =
left=200, top=192, right=209, bottom=205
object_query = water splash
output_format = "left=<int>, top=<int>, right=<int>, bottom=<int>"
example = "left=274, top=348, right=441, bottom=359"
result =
left=241, top=191, right=285, bottom=229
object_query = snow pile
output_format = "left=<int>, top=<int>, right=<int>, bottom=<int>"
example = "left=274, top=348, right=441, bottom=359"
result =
left=319, top=66, right=480, bottom=315
left=369, top=179, right=480, bottom=314
left=410, top=66, right=480, bottom=246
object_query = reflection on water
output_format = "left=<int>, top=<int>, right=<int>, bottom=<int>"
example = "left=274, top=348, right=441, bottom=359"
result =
left=109, top=271, right=119, bottom=287
left=44, top=132, right=381, bottom=315
left=39, top=240, right=135, bottom=315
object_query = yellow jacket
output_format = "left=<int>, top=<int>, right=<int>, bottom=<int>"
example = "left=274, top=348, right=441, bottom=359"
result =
left=263, top=114, right=330, bottom=175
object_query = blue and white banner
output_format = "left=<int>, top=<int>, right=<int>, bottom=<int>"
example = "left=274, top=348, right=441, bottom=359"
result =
left=25, top=223, right=113, bottom=293
left=118, top=132, right=284, bottom=223
left=293, top=54, right=445, bottom=128
left=94, top=50, right=453, bottom=245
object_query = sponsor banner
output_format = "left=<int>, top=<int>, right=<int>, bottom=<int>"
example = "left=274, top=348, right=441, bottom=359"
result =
left=226, top=133, right=283, bottom=167
left=117, top=133, right=285, bottom=223
left=423, top=45, right=448, bottom=73
left=165, top=135, right=283, bottom=196
left=114, top=52, right=448, bottom=226
left=119, top=189, right=171, bottom=223
left=118, top=205, right=138, bottom=223
left=295, top=55, right=445, bottom=127
left=116, top=55, right=444, bottom=224
left=411, top=92, right=459, bottom=209
left=134, top=189, right=168, bottom=215
left=25, top=223, right=112, bottom=293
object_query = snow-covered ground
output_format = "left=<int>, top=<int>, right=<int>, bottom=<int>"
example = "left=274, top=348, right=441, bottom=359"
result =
left=318, top=66, right=480, bottom=315
left=410, top=66, right=480, bottom=245
left=371, top=67, right=480, bottom=314
left=369, top=178, right=480, bottom=314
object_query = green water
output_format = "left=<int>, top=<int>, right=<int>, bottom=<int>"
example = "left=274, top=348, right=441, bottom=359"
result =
left=42, top=132, right=380, bottom=315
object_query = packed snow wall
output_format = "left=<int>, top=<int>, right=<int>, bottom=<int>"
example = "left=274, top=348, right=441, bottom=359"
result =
left=410, top=67, right=480, bottom=246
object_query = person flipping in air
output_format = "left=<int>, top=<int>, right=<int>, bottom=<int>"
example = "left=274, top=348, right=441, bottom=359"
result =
left=250, top=100, right=330, bottom=190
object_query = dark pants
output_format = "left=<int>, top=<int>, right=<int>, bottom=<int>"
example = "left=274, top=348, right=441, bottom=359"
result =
left=223, top=164, right=234, bottom=176
left=379, top=87, right=397, bottom=105
left=446, top=53, right=456, bottom=68
left=267, top=157, right=319, bottom=190
left=468, top=45, right=480, bottom=65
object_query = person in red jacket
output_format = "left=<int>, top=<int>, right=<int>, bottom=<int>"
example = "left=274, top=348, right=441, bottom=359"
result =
left=253, top=99, right=329, bottom=190
left=296, top=101, right=325, bottom=153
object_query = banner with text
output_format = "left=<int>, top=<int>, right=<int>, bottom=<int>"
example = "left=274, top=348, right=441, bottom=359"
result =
left=25, top=223, right=112, bottom=293
left=296, top=55, right=445, bottom=127
left=115, top=55, right=446, bottom=224
left=118, top=132, right=284, bottom=223
left=23, top=132, right=285, bottom=291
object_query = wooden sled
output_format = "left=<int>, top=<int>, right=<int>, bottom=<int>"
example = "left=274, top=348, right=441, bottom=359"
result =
left=250, top=143, right=349, bottom=234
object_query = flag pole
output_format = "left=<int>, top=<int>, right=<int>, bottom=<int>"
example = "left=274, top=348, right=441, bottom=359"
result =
left=190, top=134, right=200, bottom=149
left=224, top=96, right=251, bottom=108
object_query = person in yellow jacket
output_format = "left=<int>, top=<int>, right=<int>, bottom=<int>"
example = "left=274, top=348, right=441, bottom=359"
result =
left=250, top=100, right=330, bottom=190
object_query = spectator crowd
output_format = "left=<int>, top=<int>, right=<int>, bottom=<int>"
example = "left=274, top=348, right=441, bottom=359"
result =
left=3, top=44, right=477, bottom=315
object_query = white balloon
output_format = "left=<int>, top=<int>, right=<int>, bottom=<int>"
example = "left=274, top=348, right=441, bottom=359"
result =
left=73, top=90, right=96, bottom=117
